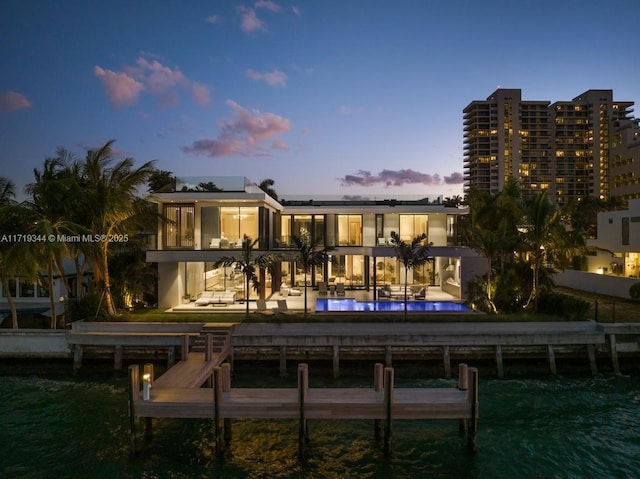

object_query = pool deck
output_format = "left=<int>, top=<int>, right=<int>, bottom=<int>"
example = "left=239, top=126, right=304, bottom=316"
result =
left=171, top=286, right=458, bottom=313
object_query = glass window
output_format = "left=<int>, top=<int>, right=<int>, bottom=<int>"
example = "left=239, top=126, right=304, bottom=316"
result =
left=20, top=281, right=35, bottom=297
left=7, top=279, right=17, bottom=297
left=220, top=206, right=259, bottom=247
left=399, top=214, right=428, bottom=241
left=336, top=215, right=362, bottom=246
left=164, top=205, right=195, bottom=249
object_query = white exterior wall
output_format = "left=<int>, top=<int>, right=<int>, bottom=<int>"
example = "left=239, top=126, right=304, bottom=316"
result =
left=157, top=262, right=180, bottom=309
left=428, top=214, right=447, bottom=246
left=362, top=213, right=376, bottom=245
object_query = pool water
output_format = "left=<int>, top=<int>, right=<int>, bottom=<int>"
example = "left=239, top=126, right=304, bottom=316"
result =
left=315, top=298, right=471, bottom=312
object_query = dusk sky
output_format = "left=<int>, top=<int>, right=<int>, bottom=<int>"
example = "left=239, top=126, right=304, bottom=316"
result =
left=1, top=0, right=639, bottom=200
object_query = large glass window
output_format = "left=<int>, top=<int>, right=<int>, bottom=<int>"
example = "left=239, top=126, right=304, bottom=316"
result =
left=281, top=214, right=325, bottom=247
left=399, top=214, right=428, bottom=242
left=220, top=206, right=259, bottom=247
left=164, top=205, right=195, bottom=249
left=337, top=215, right=362, bottom=246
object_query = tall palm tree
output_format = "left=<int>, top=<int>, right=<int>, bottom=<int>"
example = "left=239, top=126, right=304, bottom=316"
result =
left=290, top=235, right=333, bottom=319
left=520, top=190, right=583, bottom=311
left=0, top=177, right=23, bottom=329
left=24, top=157, right=84, bottom=327
left=214, top=235, right=281, bottom=320
left=79, top=140, right=156, bottom=317
left=389, top=231, right=432, bottom=320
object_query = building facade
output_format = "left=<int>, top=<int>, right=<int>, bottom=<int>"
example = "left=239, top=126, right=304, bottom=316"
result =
left=146, top=177, right=486, bottom=308
left=463, top=89, right=639, bottom=205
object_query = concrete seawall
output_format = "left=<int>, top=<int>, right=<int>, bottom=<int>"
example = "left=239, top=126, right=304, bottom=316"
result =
left=1, top=321, right=638, bottom=377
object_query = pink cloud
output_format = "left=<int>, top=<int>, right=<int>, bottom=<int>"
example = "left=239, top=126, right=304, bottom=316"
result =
left=238, top=6, right=265, bottom=33
left=183, top=99, right=291, bottom=158
left=340, top=169, right=464, bottom=187
left=272, top=139, right=288, bottom=150
left=255, top=0, right=281, bottom=12
left=292, top=5, right=301, bottom=16
left=245, top=68, right=287, bottom=87
left=93, top=66, right=145, bottom=108
left=206, top=14, right=223, bottom=24
left=94, top=57, right=211, bottom=109
left=0, top=91, right=32, bottom=113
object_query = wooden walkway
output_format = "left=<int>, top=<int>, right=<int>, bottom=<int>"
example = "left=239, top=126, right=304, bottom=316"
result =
left=128, top=361, right=479, bottom=456
left=152, top=324, right=234, bottom=389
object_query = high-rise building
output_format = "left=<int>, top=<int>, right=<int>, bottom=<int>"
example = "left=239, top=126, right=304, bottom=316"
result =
left=463, top=89, right=639, bottom=205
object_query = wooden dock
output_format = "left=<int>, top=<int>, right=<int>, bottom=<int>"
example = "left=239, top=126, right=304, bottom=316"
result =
left=128, top=361, right=479, bottom=456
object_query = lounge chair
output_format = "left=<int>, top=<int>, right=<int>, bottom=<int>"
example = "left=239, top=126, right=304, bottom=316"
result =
left=318, top=282, right=328, bottom=295
left=336, top=283, right=346, bottom=296
left=280, top=282, right=302, bottom=296
left=255, top=299, right=275, bottom=315
left=275, top=299, right=296, bottom=315
left=414, top=287, right=427, bottom=300
left=209, top=238, right=220, bottom=248
left=195, top=291, right=215, bottom=306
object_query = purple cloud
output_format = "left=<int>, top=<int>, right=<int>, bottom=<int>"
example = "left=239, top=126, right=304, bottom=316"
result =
left=246, top=68, right=287, bottom=87
left=0, top=91, right=32, bottom=113
left=94, top=57, right=211, bottom=109
left=340, top=169, right=464, bottom=187
left=183, top=99, right=291, bottom=158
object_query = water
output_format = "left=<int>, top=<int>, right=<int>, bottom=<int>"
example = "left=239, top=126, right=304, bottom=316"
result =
left=315, top=298, right=471, bottom=312
left=1, top=362, right=639, bottom=478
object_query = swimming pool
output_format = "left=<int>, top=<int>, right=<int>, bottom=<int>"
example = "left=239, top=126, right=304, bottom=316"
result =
left=315, top=298, right=471, bottom=312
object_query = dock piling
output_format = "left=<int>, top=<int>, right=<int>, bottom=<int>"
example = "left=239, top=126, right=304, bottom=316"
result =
left=280, top=346, right=287, bottom=377
left=332, top=345, right=340, bottom=379
left=128, top=364, right=140, bottom=455
left=298, top=363, right=309, bottom=455
left=494, top=345, right=504, bottom=379
left=373, top=363, right=383, bottom=441
left=608, top=334, right=621, bottom=375
left=547, top=345, right=557, bottom=375
left=587, top=344, right=598, bottom=375
left=468, top=367, right=479, bottom=453
left=114, top=345, right=123, bottom=371
left=443, top=345, right=451, bottom=379
left=383, top=367, right=394, bottom=455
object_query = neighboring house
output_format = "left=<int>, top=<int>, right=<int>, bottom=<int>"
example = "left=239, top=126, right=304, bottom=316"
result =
left=0, top=257, right=91, bottom=326
left=0, top=274, right=67, bottom=325
left=585, top=198, right=640, bottom=277
left=554, top=198, right=640, bottom=299
left=146, top=176, right=487, bottom=309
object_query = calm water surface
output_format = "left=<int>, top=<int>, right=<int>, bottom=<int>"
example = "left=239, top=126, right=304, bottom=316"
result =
left=1, top=362, right=639, bottom=479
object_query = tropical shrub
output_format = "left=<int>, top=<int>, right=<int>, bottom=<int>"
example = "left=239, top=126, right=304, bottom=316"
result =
left=537, top=292, right=589, bottom=320
left=629, top=282, right=640, bottom=300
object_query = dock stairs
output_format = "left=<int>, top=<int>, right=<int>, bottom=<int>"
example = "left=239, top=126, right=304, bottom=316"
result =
left=191, top=323, right=233, bottom=355
left=151, top=323, right=234, bottom=390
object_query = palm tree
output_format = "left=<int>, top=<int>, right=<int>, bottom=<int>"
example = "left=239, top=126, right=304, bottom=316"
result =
left=520, top=190, right=583, bottom=311
left=290, top=235, right=333, bottom=319
left=389, top=231, right=432, bottom=320
left=214, top=235, right=281, bottom=320
left=0, top=177, right=23, bottom=329
left=462, top=181, right=523, bottom=313
left=79, top=140, right=156, bottom=317
left=24, top=157, right=85, bottom=327
left=258, top=178, right=278, bottom=201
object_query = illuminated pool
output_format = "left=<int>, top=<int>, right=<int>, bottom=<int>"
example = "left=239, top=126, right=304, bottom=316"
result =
left=315, top=298, right=471, bottom=312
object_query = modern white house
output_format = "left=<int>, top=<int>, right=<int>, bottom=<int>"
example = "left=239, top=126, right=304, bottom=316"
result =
left=146, top=176, right=487, bottom=309
left=553, top=198, right=640, bottom=299
left=585, top=198, right=640, bottom=277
